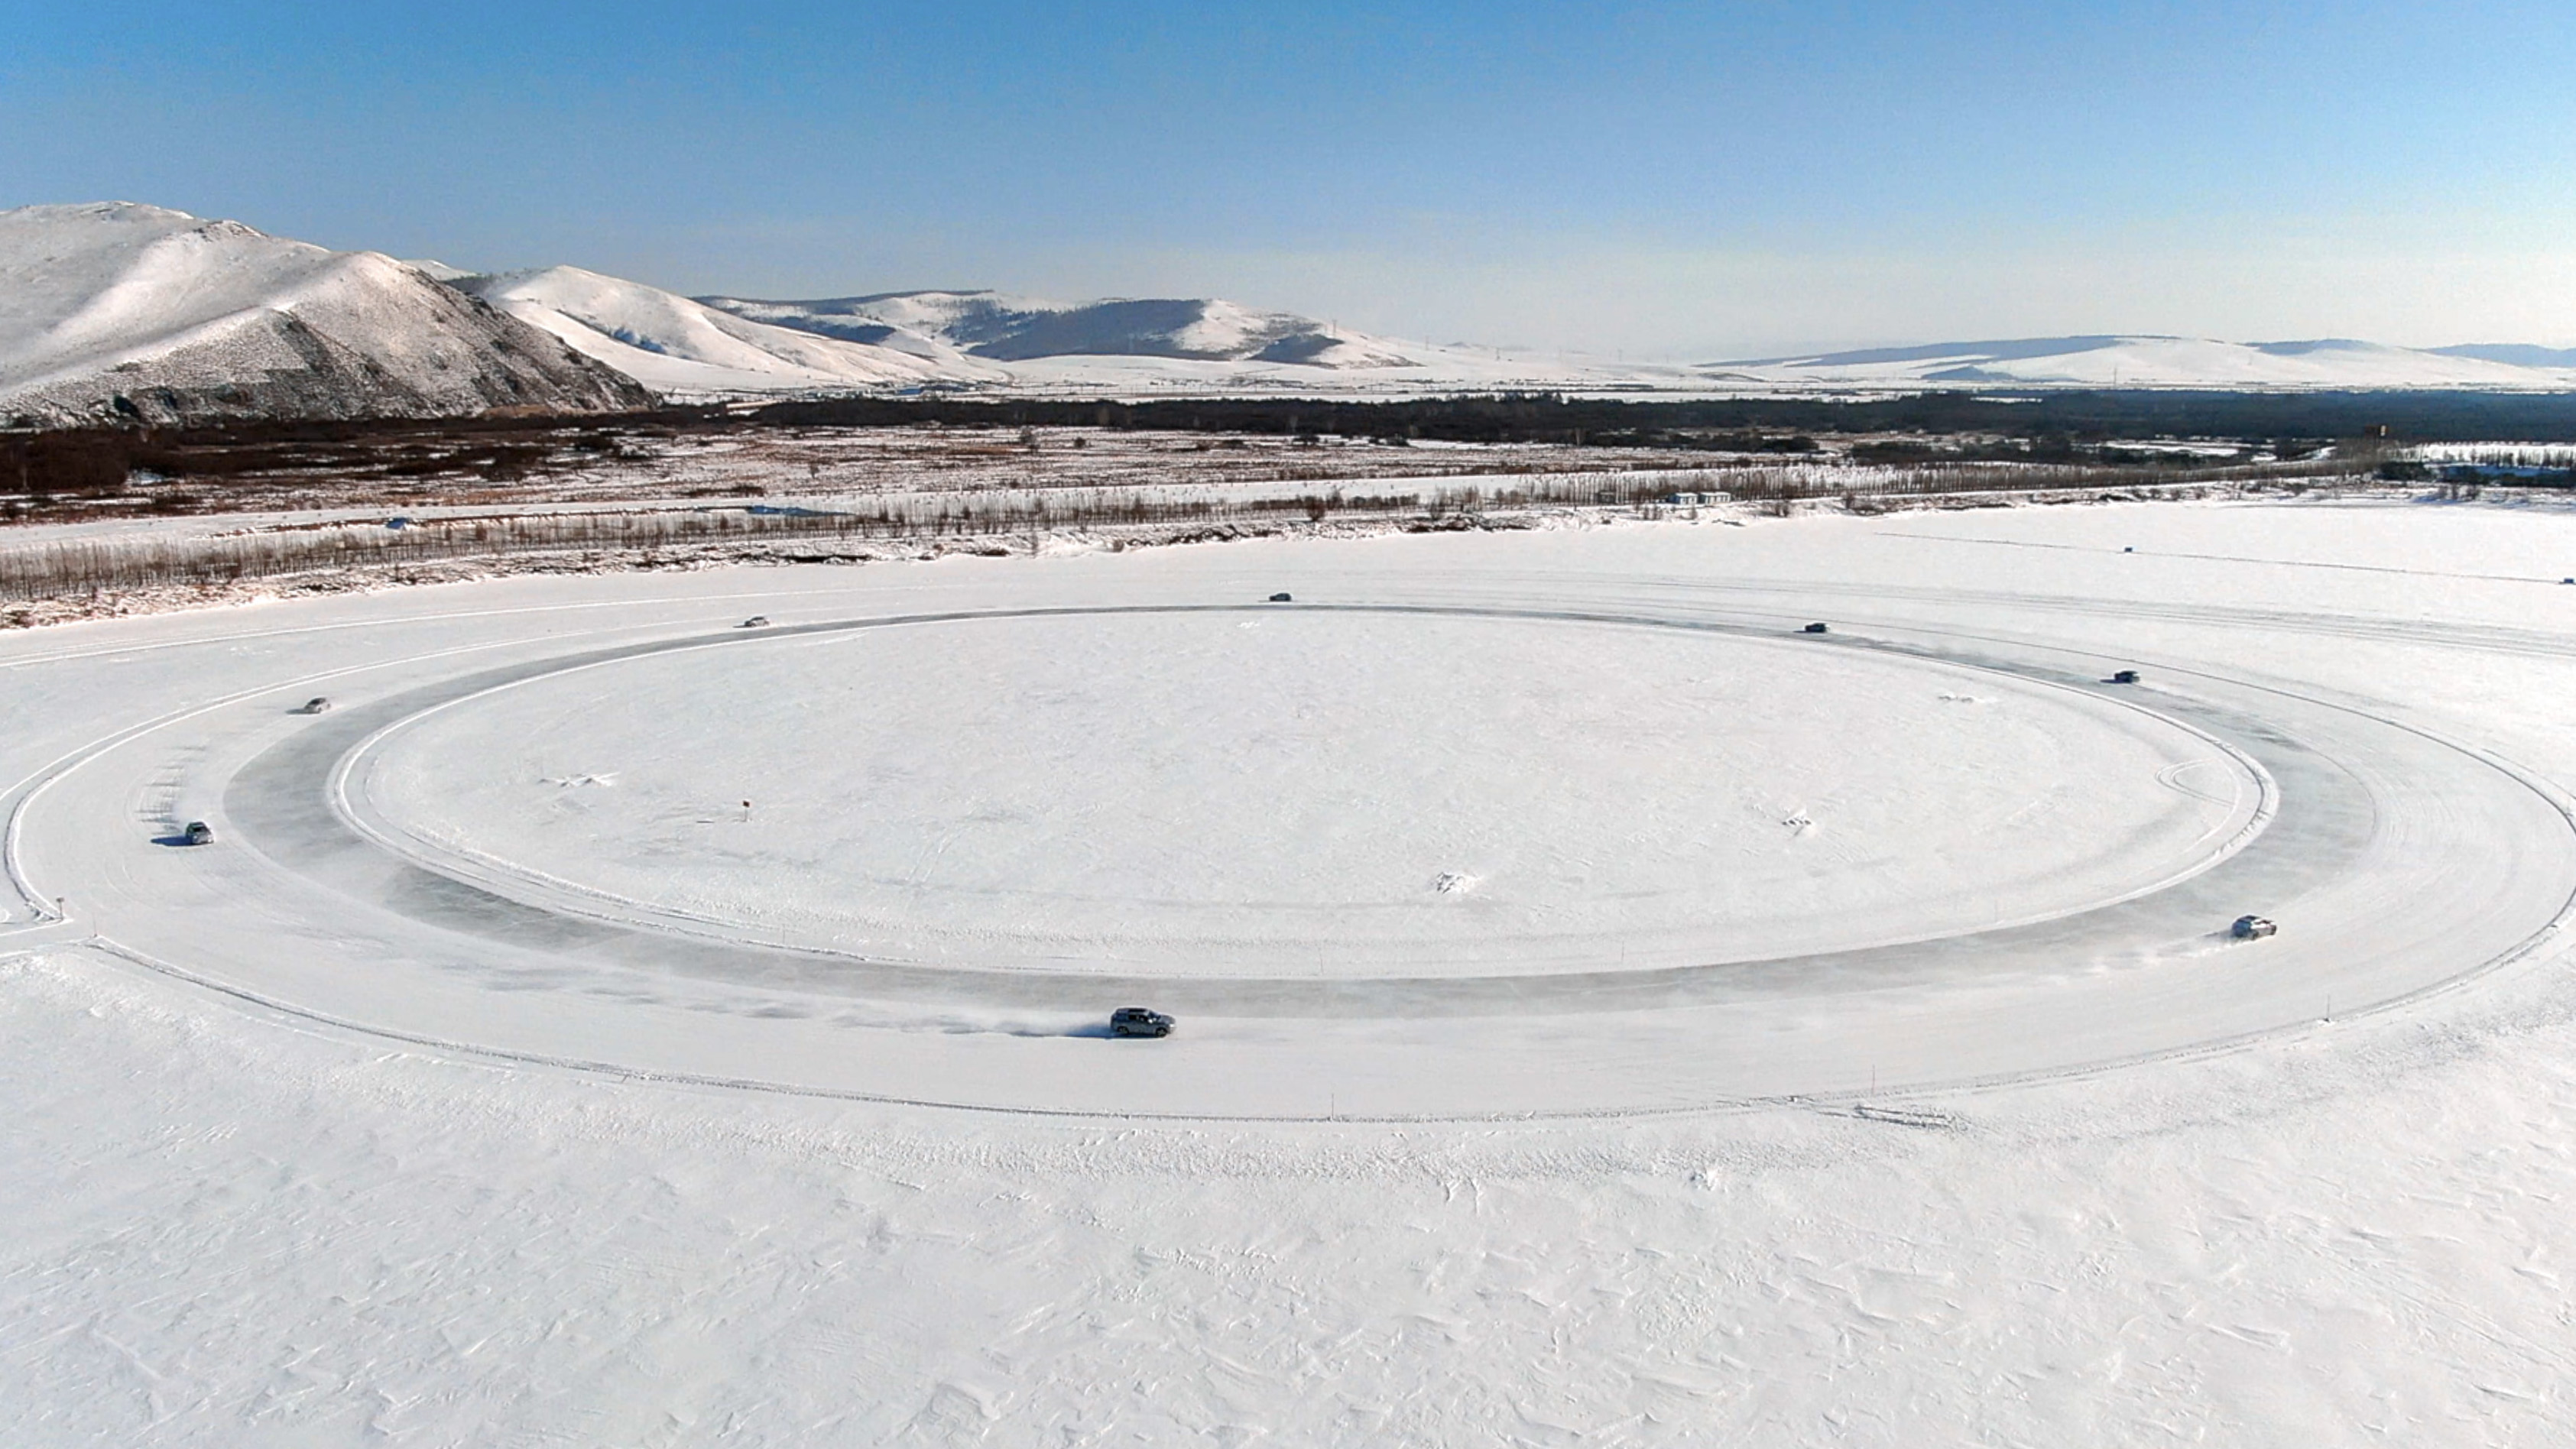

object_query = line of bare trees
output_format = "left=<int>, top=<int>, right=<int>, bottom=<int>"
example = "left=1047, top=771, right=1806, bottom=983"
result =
left=0, top=453, right=2370, bottom=603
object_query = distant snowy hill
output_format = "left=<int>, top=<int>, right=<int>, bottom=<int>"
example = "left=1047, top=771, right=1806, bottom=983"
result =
left=702, top=291, right=1418, bottom=370
left=11, top=202, right=2576, bottom=424
left=2433, top=342, right=2576, bottom=370
left=453, top=268, right=1005, bottom=395
left=0, top=203, right=650, bottom=427
left=1712, top=335, right=2576, bottom=390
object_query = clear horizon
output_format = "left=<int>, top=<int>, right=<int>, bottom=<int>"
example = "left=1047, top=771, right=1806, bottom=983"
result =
left=5, top=1, right=2571, bottom=357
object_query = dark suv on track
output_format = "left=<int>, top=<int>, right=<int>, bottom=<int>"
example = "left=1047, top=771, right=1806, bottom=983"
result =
left=1110, top=1007, right=1176, bottom=1038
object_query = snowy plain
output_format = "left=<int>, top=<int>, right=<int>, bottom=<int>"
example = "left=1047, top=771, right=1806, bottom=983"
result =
left=7, top=498, right=2576, bottom=1442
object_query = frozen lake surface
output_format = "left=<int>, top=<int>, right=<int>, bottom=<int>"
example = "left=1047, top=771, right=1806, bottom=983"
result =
left=6, top=496, right=2576, bottom=1441
left=355, top=606, right=2256, bottom=974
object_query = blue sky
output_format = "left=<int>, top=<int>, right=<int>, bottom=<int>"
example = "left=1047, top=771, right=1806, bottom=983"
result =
left=5, top=1, right=2571, bottom=355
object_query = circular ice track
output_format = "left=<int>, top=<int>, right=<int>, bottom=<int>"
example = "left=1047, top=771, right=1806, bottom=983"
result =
left=6, top=573, right=2574, bottom=1120
left=338, top=607, right=2269, bottom=975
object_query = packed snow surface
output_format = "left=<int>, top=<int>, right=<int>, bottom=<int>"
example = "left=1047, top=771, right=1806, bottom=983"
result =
left=8, top=500, right=2576, bottom=1441
left=358, top=609, right=2258, bottom=973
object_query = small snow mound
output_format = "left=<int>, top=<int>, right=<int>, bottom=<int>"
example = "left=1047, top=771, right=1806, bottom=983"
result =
left=1432, top=871, right=1481, bottom=895
left=543, top=773, right=618, bottom=789
left=1937, top=692, right=1988, bottom=705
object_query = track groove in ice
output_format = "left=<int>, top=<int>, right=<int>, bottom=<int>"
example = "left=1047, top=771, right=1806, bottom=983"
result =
left=5, top=562, right=2571, bottom=1117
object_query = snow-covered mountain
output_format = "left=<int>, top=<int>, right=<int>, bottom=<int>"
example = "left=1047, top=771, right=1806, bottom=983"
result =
left=11, top=202, right=2576, bottom=424
left=2434, top=342, right=2576, bottom=370
left=452, top=268, right=1005, bottom=395
left=1710, top=335, right=2576, bottom=390
left=700, top=290, right=1419, bottom=370
left=0, top=203, right=650, bottom=427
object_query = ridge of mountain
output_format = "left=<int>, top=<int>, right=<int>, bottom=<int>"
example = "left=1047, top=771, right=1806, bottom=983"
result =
left=1711, top=334, right=2576, bottom=390
left=698, top=290, right=1417, bottom=370
left=10, top=202, right=2576, bottom=426
left=2434, top=343, right=2576, bottom=369
left=448, top=267, right=1004, bottom=396
left=0, top=202, right=649, bottom=427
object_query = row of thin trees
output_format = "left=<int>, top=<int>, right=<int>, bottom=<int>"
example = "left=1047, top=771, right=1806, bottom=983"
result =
left=0, top=454, right=2367, bottom=602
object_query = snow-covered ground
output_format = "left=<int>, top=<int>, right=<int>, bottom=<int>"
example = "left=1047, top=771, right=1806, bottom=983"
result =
left=7, top=499, right=2576, bottom=1441
left=350, top=609, right=2256, bottom=975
